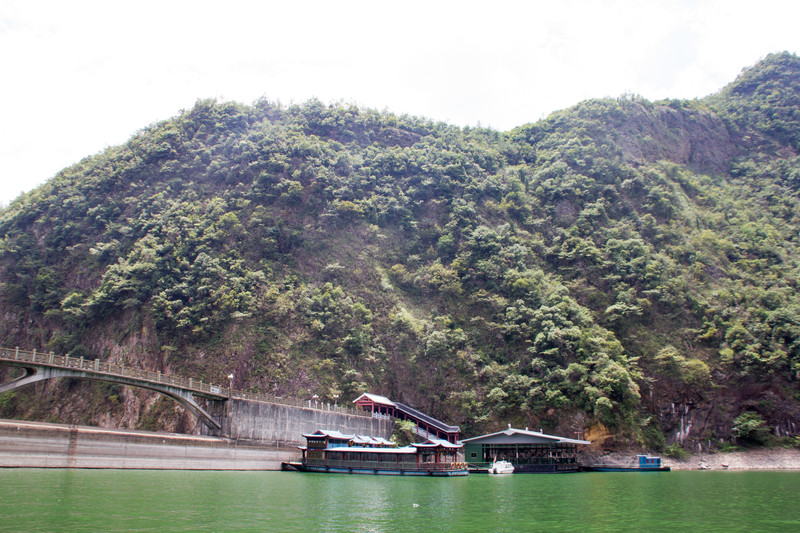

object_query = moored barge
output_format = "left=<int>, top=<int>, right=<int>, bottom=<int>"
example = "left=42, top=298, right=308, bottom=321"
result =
left=584, top=454, right=671, bottom=472
left=287, top=429, right=469, bottom=476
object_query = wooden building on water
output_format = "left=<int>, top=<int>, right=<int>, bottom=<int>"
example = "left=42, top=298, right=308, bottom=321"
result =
left=289, top=429, right=468, bottom=476
left=461, top=427, right=590, bottom=473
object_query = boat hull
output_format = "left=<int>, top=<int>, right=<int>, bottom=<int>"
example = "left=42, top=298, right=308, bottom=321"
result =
left=583, top=466, right=671, bottom=472
left=513, top=464, right=581, bottom=473
left=488, top=461, right=515, bottom=474
left=286, top=462, right=468, bottom=476
left=469, top=463, right=582, bottom=474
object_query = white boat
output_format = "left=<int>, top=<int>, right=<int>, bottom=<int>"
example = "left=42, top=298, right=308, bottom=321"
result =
left=489, top=460, right=515, bottom=474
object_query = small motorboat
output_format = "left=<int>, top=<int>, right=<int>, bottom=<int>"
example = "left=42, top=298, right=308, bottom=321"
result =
left=489, top=460, right=515, bottom=474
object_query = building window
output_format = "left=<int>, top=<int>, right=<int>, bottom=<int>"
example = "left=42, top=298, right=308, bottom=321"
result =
left=471, top=452, right=477, bottom=458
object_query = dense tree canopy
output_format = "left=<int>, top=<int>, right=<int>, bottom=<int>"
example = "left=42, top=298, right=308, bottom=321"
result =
left=1, top=53, right=800, bottom=449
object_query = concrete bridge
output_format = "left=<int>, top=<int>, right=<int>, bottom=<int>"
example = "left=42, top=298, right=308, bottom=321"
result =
left=0, top=347, right=229, bottom=430
left=0, top=347, right=393, bottom=445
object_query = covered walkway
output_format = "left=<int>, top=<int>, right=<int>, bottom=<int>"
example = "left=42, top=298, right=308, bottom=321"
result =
left=353, top=393, right=460, bottom=443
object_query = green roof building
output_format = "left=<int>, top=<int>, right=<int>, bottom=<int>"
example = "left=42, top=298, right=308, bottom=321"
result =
left=461, top=427, right=591, bottom=473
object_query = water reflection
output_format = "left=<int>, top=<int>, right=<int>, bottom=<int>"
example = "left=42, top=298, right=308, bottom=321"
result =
left=1, top=470, right=799, bottom=532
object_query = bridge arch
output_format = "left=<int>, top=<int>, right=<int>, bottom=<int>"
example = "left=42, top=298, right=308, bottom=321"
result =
left=0, top=348, right=225, bottom=431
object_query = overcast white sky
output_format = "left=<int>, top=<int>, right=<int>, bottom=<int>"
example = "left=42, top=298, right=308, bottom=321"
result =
left=2, top=0, right=799, bottom=206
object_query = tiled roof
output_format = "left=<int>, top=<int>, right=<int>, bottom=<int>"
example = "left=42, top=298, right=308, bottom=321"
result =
left=412, top=438, right=463, bottom=449
left=302, top=429, right=354, bottom=440
left=353, top=393, right=396, bottom=406
left=303, top=429, right=398, bottom=447
left=461, top=427, right=590, bottom=445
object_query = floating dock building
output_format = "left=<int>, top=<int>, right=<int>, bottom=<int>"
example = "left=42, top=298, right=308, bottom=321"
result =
left=461, top=427, right=590, bottom=473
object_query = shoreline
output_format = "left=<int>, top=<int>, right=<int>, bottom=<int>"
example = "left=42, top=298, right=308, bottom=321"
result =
left=589, top=447, right=800, bottom=471
left=666, top=447, right=800, bottom=471
left=2, top=419, right=798, bottom=472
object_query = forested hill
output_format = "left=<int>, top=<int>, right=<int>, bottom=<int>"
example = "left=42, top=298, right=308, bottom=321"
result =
left=1, top=52, right=799, bottom=451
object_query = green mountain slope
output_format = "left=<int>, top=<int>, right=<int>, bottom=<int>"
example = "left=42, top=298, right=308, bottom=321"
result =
left=1, top=52, right=799, bottom=450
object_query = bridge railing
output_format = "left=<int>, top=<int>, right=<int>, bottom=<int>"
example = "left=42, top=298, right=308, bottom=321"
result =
left=233, top=390, right=366, bottom=416
left=0, top=347, right=368, bottom=417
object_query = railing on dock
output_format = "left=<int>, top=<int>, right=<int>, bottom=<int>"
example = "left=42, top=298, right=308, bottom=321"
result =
left=305, top=458, right=460, bottom=472
left=0, top=346, right=368, bottom=417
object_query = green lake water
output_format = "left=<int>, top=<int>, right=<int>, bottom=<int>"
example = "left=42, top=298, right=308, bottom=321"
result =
left=1, top=469, right=799, bottom=532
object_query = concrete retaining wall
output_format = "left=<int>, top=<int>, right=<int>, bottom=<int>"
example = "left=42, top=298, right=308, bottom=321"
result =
left=219, top=398, right=394, bottom=446
left=0, top=420, right=297, bottom=470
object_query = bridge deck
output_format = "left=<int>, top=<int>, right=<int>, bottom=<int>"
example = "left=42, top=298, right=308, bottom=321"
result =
left=0, top=347, right=368, bottom=417
left=0, top=347, right=229, bottom=399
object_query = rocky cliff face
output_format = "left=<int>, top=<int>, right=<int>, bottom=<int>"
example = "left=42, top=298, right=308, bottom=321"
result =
left=614, top=102, right=740, bottom=174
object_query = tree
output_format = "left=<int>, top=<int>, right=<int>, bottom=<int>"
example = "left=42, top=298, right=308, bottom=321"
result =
left=392, top=420, right=418, bottom=446
left=732, top=411, right=770, bottom=445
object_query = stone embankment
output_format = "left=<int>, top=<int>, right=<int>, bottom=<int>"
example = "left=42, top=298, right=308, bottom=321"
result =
left=667, top=448, right=800, bottom=471
left=0, top=419, right=298, bottom=470
left=587, top=448, right=800, bottom=471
